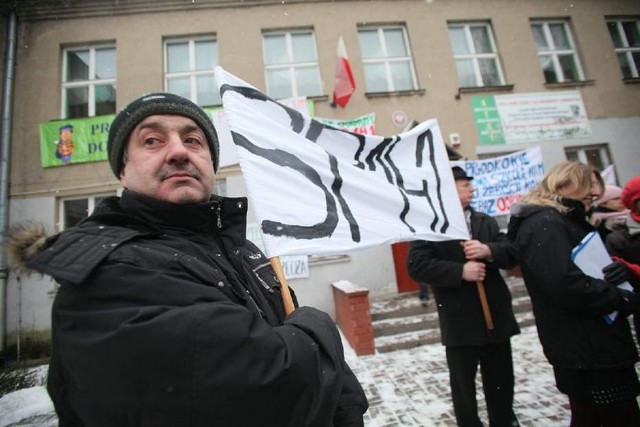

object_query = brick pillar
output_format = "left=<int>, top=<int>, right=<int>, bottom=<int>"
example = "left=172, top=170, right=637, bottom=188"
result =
left=331, top=280, right=375, bottom=356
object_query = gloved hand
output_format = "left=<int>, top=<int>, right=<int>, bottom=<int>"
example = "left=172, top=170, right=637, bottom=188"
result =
left=603, top=261, right=630, bottom=286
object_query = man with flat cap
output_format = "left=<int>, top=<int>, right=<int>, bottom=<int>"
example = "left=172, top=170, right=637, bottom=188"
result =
left=8, top=93, right=368, bottom=426
left=407, top=166, right=520, bottom=427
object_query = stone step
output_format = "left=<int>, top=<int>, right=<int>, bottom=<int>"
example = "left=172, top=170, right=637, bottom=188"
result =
left=374, top=311, right=536, bottom=353
left=370, top=276, right=534, bottom=353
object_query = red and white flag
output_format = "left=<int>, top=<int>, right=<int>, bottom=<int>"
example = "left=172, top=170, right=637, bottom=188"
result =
left=332, top=36, right=356, bottom=108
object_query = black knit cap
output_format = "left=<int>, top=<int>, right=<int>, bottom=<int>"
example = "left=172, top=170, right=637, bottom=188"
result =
left=107, top=92, right=220, bottom=178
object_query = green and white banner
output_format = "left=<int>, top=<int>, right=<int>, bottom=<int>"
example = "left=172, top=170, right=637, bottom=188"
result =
left=39, top=115, right=114, bottom=168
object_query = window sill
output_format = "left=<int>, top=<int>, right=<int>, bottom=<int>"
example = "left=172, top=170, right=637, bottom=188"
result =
left=544, top=79, right=595, bottom=89
left=308, top=95, right=329, bottom=102
left=622, top=77, right=640, bottom=85
left=455, top=84, right=514, bottom=99
left=365, top=88, right=426, bottom=99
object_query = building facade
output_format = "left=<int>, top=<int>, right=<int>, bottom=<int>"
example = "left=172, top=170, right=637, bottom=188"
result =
left=0, top=0, right=638, bottom=350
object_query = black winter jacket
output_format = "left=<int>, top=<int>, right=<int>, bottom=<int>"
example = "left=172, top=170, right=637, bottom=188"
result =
left=507, top=200, right=638, bottom=370
left=19, top=190, right=368, bottom=427
left=406, top=208, right=520, bottom=347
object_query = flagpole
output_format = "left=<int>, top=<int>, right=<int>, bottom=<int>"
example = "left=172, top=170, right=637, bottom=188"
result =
left=476, top=280, right=494, bottom=331
left=270, top=256, right=295, bottom=315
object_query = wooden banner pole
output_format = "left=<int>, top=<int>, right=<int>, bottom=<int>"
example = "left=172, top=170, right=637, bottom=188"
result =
left=270, top=256, right=295, bottom=315
left=476, top=280, right=494, bottom=331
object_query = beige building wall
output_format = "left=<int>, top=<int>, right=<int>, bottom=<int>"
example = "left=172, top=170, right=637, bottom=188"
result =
left=3, top=0, right=640, bottom=339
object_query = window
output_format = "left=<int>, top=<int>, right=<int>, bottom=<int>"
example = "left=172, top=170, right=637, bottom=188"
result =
left=262, top=30, right=323, bottom=99
left=59, top=194, right=113, bottom=230
left=530, top=20, right=584, bottom=83
left=607, top=18, right=640, bottom=79
left=448, top=22, right=505, bottom=87
left=358, top=25, right=418, bottom=93
left=564, top=144, right=612, bottom=172
left=62, top=45, right=116, bottom=118
left=165, top=37, right=220, bottom=106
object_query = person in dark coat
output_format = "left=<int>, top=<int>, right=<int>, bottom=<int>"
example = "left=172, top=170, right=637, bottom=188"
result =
left=6, top=93, right=368, bottom=427
left=508, top=161, right=640, bottom=427
left=606, top=175, right=640, bottom=344
left=407, top=166, right=520, bottom=427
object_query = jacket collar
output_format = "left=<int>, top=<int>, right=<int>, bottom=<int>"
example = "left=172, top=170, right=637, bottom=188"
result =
left=110, top=190, right=248, bottom=242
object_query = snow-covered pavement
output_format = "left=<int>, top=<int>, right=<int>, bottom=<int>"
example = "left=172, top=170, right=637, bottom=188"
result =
left=2, top=324, right=639, bottom=426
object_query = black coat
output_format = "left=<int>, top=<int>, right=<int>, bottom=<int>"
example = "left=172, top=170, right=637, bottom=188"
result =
left=23, top=190, right=368, bottom=427
left=406, top=209, right=520, bottom=347
left=508, top=201, right=638, bottom=370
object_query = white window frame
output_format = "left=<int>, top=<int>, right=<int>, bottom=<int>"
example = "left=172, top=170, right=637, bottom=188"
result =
left=58, top=193, right=114, bottom=231
left=607, top=18, right=640, bottom=79
left=61, top=45, right=117, bottom=119
left=530, top=20, right=584, bottom=83
left=164, top=36, right=220, bottom=106
left=262, top=29, right=323, bottom=99
left=358, top=25, right=418, bottom=93
left=448, top=22, right=505, bottom=87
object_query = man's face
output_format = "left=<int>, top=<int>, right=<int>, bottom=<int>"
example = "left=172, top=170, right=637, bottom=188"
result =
left=455, top=179, right=474, bottom=209
left=120, top=114, right=215, bottom=204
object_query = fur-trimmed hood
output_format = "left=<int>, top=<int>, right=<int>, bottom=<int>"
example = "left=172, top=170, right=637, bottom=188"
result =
left=5, top=223, right=54, bottom=274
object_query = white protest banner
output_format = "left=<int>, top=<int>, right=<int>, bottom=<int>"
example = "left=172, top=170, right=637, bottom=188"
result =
left=315, top=113, right=376, bottom=135
left=215, top=67, right=469, bottom=257
left=452, top=146, right=544, bottom=216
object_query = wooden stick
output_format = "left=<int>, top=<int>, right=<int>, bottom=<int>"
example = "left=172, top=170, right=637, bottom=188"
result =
left=476, top=280, right=494, bottom=331
left=270, top=256, right=295, bottom=315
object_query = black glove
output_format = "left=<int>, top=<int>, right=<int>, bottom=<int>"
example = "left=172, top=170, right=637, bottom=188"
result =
left=603, top=261, right=630, bottom=286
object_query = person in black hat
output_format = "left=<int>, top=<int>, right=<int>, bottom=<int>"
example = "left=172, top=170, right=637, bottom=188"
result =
left=407, top=166, right=521, bottom=427
left=7, top=93, right=368, bottom=426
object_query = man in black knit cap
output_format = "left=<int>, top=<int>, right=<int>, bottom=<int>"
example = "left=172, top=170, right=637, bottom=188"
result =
left=8, top=93, right=368, bottom=426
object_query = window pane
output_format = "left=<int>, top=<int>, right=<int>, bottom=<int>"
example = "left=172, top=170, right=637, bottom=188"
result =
left=359, top=29, right=383, bottom=59
left=608, top=22, right=623, bottom=47
left=531, top=24, right=548, bottom=50
left=617, top=52, right=632, bottom=78
left=623, top=21, right=640, bottom=47
left=295, top=67, right=322, bottom=96
left=471, top=26, right=492, bottom=54
left=167, top=42, right=189, bottom=73
left=384, top=28, right=408, bottom=57
left=195, top=40, right=217, bottom=71
left=455, top=59, right=476, bottom=86
left=584, top=148, right=605, bottom=171
left=478, top=58, right=500, bottom=85
left=167, top=77, right=190, bottom=99
left=558, top=54, right=579, bottom=81
left=565, top=150, right=579, bottom=161
left=549, top=23, right=570, bottom=49
left=95, top=47, right=116, bottom=79
left=539, top=55, right=558, bottom=83
left=363, top=63, right=388, bottom=92
left=448, top=27, right=469, bottom=55
left=196, top=75, right=219, bottom=106
left=291, top=33, right=316, bottom=62
left=266, top=68, right=292, bottom=99
left=633, top=51, right=640, bottom=77
left=64, top=199, right=88, bottom=228
left=95, top=84, right=116, bottom=116
left=66, top=50, right=89, bottom=82
left=65, top=87, right=88, bottom=118
left=264, top=34, right=287, bottom=64
left=390, top=61, right=413, bottom=91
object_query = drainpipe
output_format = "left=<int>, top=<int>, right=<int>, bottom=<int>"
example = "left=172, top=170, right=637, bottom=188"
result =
left=0, top=7, right=18, bottom=355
